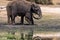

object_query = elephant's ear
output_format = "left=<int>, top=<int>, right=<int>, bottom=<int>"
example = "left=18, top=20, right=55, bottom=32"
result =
left=31, top=4, right=35, bottom=7
left=31, top=4, right=35, bottom=11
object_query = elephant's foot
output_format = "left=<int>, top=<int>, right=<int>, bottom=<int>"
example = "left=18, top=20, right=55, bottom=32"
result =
left=14, top=23, right=24, bottom=25
left=8, top=23, right=10, bottom=25
left=10, top=22, right=15, bottom=25
left=12, top=23, right=15, bottom=25
left=20, top=23, right=24, bottom=25
left=8, top=22, right=12, bottom=25
left=30, top=23, right=34, bottom=25
left=8, top=20, right=10, bottom=24
left=29, top=22, right=34, bottom=25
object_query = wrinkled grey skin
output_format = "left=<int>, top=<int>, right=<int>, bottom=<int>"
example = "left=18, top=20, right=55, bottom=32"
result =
left=6, top=1, right=42, bottom=25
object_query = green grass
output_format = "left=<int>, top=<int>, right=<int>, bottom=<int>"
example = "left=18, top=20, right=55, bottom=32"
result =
left=0, top=32, right=20, bottom=40
left=0, top=31, right=59, bottom=40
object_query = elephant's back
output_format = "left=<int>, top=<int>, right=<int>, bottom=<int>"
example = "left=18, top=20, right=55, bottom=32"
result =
left=16, top=1, right=32, bottom=13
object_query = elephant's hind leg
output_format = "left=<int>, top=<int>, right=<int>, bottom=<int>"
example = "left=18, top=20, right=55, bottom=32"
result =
left=7, top=15, right=11, bottom=24
left=20, top=16, right=24, bottom=25
left=11, top=16, right=15, bottom=25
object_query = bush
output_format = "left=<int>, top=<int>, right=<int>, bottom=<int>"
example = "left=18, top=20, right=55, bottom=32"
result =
left=27, top=0, right=53, bottom=5
left=35, top=0, right=48, bottom=4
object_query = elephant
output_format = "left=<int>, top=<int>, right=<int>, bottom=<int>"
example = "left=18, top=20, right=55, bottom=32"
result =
left=6, top=0, right=42, bottom=25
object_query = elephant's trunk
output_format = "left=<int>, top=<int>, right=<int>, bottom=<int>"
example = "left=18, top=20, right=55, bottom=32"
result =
left=33, top=11, right=42, bottom=20
left=38, top=10, right=42, bottom=19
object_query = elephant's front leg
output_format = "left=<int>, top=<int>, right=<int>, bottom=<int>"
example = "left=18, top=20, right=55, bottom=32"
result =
left=31, top=17, right=34, bottom=25
left=29, top=17, right=34, bottom=25
left=7, top=15, right=10, bottom=24
left=30, top=13, right=34, bottom=25
left=25, top=17, right=34, bottom=25
left=20, top=16, right=24, bottom=24
left=25, top=13, right=34, bottom=25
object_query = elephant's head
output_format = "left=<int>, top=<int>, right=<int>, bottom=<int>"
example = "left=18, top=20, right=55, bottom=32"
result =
left=31, top=4, right=42, bottom=19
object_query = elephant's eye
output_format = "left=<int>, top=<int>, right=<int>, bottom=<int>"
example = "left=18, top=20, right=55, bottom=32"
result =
left=36, top=9, right=38, bottom=11
left=35, top=8, right=39, bottom=11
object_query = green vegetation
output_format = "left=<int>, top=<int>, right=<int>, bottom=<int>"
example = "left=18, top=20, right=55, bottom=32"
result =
left=0, top=29, right=33, bottom=40
left=0, top=30, right=59, bottom=40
